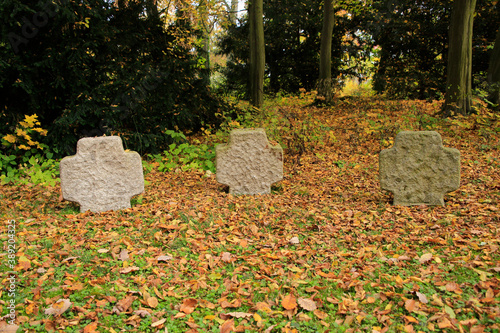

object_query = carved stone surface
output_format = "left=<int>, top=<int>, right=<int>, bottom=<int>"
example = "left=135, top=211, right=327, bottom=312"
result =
left=379, top=131, right=460, bottom=206
left=60, top=136, right=144, bottom=212
left=216, top=128, right=283, bottom=195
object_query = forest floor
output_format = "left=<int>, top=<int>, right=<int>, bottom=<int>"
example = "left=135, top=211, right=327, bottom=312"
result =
left=1, top=94, right=500, bottom=333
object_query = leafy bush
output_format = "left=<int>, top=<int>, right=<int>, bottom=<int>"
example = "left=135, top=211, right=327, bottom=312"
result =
left=149, top=130, right=216, bottom=173
left=1, top=114, right=59, bottom=185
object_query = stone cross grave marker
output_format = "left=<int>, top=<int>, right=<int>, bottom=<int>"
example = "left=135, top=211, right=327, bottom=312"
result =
left=379, top=131, right=460, bottom=206
left=216, top=128, right=283, bottom=195
left=60, top=136, right=144, bottom=212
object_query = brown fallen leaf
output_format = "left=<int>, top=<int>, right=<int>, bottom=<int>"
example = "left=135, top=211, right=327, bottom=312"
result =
left=264, top=324, right=277, bottom=333
left=298, top=297, right=317, bottom=311
left=282, top=294, right=297, bottom=310
left=18, top=256, right=31, bottom=270
left=470, top=325, right=485, bottom=333
left=83, top=321, right=98, bottom=333
left=151, top=318, right=166, bottom=327
left=221, top=252, right=232, bottom=262
left=147, top=297, right=159, bottom=308
left=134, top=309, right=151, bottom=317
left=44, top=299, right=72, bottom=316
left=0, top=324, right=19, bottom=333
left=112, top=295, right=137, bottom=314
left=220, top=318, right=234, bottom=333
left=180, top=298, right=198, bottom=314
left=119, top=249, right=130, bottom=261
left=438, top=317, right=453, bottom=329
left=418, top=253, right=433, bottom=264
left=224, top=312, right=253, bottom=318
left=416, top=292, right=428, bottom=304
left=405, top=299, right=417, bottom=313
left=313, top=309, right=328, bottom=320
left=157, top=255, right=173, bottom=261
left=119, top=266, right=140, bottom=274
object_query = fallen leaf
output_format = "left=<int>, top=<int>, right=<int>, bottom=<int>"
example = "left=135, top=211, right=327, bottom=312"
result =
left=438, top=317, right=453, bottom=329
left=416, top=292, right=428, bottom=304
left=282, top=294, right=297, bottom=310
left=221, top=252, right=232, bottom=262
left=470, top=325, right=485, bottom=333
left=157, top=255, right=173, bottom=261
left=220, top=318, right=234, bottom=333
left=151, top=318, right=166, bottom=327
left=18, top=256, right=31, bottom=270
left=418, top=253, right=433, bottom=264
left=298, top=297, right=317, bottom=311
left=119, top=249, right=129, bottom=261
left=112, top=296, right=136, bottom=314
left=119, top=266, right=140, bottom=274
left=45, top=299, right=72, bottom=316
left=225, top=312, right=253, bottom=318
left=313, top=309, right=328, bottom=320
left=83, top=321, right=98, bottom=333
left=134, top=309, right=151, bottom=317
left=147, top=297, right=158, bottom=308
left=405, top=299, right=417, bottom=312
left=180, top=298, right=198, bottom=314
left=97, top=249, right=109, bottom=253
left=289, top=236, right=300, bottom=244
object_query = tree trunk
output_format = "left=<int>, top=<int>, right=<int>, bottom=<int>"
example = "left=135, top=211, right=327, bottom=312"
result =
left=487, top=27, right=500, bottom=110
left=229, top=0, right=238, bottom=25
left=317, top=0, right=336, bottom=103
left=249, top=0, right=265, bottom=108
left=441, top=0, right=476, bottom=116
left=198, top=0, right=211, bottom=85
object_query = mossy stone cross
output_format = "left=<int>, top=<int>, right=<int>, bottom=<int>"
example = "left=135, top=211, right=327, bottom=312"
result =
left=379, top=131, right=460, bottom=206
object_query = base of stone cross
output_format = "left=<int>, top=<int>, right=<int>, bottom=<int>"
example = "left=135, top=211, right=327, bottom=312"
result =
left=379, top=131, right=460, bottom=206
left=216, top=128, right=283, bottom=195
left=60, top=136, right=144, bottom=213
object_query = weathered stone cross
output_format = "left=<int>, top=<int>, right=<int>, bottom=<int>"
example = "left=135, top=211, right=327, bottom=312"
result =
left=60, top=136, right=144, bottom=212
left=216, top=128, right=283, bottom=195
left=379, top=131, right=460, bottom=206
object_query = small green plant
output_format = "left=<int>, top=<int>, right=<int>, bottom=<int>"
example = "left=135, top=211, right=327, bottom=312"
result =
left=1, top=114, right=59, bottom=185
left=151, top=130, right=216, bottom=173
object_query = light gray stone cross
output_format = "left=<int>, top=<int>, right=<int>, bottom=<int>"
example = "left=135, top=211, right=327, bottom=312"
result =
left=216, top=128, right=283, bottom=195
left=379, top=131, right=460, bottom=206
left=60, top=136, right=144, bottom=212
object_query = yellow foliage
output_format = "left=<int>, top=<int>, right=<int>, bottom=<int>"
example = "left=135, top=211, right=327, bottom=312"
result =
left=23, top=114, right=41, bottom=127
left=3, top=134, right=16, bottom=144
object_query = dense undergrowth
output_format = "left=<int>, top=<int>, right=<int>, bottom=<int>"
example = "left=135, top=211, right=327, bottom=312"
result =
left=1, top=94, right=499, bottom=332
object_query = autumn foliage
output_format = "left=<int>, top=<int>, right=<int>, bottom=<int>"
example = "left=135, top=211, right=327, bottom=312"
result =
left=1, top=96, right=499, bottom=332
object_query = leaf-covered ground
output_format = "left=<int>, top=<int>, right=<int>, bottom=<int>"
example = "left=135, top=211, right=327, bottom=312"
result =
left=1, top=96, right=500, bottom=332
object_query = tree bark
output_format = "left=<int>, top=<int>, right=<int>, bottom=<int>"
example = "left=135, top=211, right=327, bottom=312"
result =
left=318, top=0, right=336, bottom=103
left=441, top=0, right=476, bottom=116
left=230, top=0, right=238, bottom=25
left=198, top=0, right=211, bottom=85
left=487, top=27, right=500, bottom=110
left=249, top=0, right=265, bottom=108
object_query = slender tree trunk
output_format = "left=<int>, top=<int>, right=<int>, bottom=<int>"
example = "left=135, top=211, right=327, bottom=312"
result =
left=318, top=0, right=336, bottom=103
left=249, top=0, right=265, bottom=108
left=229, top=0, right=238, bottom=25
left=487, top=27, right=500, bottom=110
left=198, top=0, right=211, bottom=85
left=442, top=0, right=476, bottom=116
